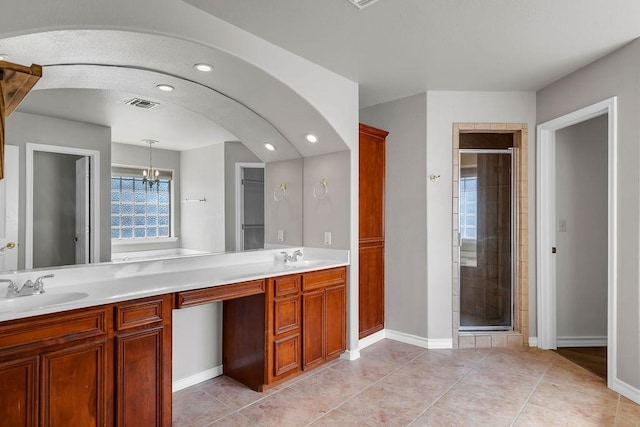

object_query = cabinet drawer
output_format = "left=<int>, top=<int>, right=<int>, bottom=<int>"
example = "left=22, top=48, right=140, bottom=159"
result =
left=115, top=297, right=167, bottom=331
left=177, top=279, right=265, bottom=308
left=273, top=296, right=300, bottom=335
left=0, top=308, right=107, bottom=353
left=302, top=267, right=346, bottom=292
left=272, top=275, right=300, bottom=298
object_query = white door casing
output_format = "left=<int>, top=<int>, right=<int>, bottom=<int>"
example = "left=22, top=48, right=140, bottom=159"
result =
left=75, top=156, right=90, bottom=264
left=536, top=97, right=617, bottom=390
left=26, top=143, right=100, bottom=269
left=0, top=145, right=19, bottom=271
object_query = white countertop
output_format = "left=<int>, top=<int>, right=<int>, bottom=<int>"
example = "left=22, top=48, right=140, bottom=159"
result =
left=0, top=247, right=349, bottom=323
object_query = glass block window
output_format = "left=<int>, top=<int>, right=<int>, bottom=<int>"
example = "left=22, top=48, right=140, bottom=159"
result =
left=460, top=176, right=477, bottom=240
left=111, top=177, right=171, bottom=239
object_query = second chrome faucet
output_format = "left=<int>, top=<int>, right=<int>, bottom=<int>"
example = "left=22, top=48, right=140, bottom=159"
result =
left=280, top=250, right=303, bottom=263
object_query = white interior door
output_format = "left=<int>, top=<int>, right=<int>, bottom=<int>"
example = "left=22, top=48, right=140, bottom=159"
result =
left=75, top=156, right=90, bottom=264
left=0, top=146, right=19, bottom=271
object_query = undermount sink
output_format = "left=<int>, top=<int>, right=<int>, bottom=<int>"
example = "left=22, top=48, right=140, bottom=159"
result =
left=0, top=292, right=89, bottom=313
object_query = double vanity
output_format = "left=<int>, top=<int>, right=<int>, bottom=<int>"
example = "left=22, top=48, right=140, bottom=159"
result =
left=0, top=247, right=349, bottom=426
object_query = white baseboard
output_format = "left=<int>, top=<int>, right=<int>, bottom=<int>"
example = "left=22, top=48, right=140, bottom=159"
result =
left=385, top=329, right=453, bottom=349
left=341, top=349, right=361, bottom=361
left=386, top=329, right=429, bottom=348
left=426, top=338, right=454, bottom=349
left=172, top=365, right=223, bottom=393
left=611, top=377, right=640, bottom=405
left=529, top=337, right=538, bottom=347
left=358, top=329, right=386, bottom=349
left=557, top=336, right=607, bottom=347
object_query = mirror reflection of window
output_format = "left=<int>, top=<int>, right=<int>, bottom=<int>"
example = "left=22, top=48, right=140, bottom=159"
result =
left=460, top=154, right=478, bottom=267
left=111, top=172, right=172, bottom=240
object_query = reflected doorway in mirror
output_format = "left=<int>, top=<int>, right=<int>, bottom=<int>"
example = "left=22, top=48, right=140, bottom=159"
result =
left=235, top=163, right=265, bottom=251
left=25, top=143, right=100, bottom=269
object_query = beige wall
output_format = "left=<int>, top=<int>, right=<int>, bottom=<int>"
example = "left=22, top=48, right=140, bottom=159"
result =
left=360, top=93, right=428, bottom=338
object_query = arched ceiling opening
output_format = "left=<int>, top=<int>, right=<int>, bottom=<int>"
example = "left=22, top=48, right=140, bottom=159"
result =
left=1, top=29, right=350, bottom=160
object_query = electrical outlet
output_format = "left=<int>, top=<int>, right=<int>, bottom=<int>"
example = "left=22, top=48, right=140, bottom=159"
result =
left=277, top=229, right=284, bottom=242
left=324, top=231, right=332, bottom=246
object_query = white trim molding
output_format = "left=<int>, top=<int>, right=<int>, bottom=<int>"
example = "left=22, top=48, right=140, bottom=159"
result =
left=556, top=336, right=607, bottom=347
left=25, top=143, right=101, bottom=269
left=358, top=329, right=386, bottom=350
left=528, top=337, right=538, bottom=347
left=358, top=329, right=455, bottom=352
left=172, top=365, right=223, bottom=393
left=385, top=329, right=453, bottom=350
left=536, top=97, right=618, bottom=391
left=340, top=349, right=361, bottom=361
left=611, top=378, right=640, bottom=405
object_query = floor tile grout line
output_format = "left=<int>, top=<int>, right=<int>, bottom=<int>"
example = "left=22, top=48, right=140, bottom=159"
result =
left=508, top=362, right=553, bottom=427
left=406, top=347, right=497, bottom=426
left=303, top=346, right=431, bottom=426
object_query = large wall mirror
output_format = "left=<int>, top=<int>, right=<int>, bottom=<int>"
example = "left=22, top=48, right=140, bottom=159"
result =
left=0, top=30, right=349, bottom=273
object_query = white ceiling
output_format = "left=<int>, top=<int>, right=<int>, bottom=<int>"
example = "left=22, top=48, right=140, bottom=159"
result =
left=185, top=0, right=640, bottom=107
left=1, top=30, right=349, bottom=160
left=18, top=88, right=238, bottom=152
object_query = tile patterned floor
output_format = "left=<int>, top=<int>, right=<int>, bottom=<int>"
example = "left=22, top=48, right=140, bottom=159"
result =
left=172, top=339, right=640, bottom=426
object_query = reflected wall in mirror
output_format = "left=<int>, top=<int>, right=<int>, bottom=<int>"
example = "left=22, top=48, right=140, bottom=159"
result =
left=1, top=29, right=350, bottom=274
left=5, top=82, right=303, bottom=272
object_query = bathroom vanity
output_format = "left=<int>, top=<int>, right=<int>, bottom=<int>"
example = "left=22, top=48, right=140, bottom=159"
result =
left=0, top=248, right=348, bottom=427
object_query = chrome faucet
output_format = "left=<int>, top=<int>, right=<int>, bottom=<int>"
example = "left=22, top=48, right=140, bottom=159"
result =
left=280, top=250, right=303, bottom=263
left=0, top=279, right=18, bottom=298
left=3, top=274, right=55, bottom=298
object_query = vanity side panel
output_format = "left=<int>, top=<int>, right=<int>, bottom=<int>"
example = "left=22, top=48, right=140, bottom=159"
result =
left=222, top=293, right=266, bottom=391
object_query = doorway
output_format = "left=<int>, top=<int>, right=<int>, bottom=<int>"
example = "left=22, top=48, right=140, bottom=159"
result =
left=26, top=143, right=100, bottom=269
left=459, top=149, right=516, bottom=331
left=536, top=97, right=617, bottom=388
left=235, top=163, right=264, bottom=251
left=452, top=123, right=529, bottom=348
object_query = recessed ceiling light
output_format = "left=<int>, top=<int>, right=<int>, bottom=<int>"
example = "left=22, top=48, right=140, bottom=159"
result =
left=156, top=84, right=175, bottom=92
left=0, top=54, right=8, bottom=61
left=305, top=133, right=318, bottom=143
left=264, top=143, right=276, bottom=151
left=347, top=0, right=380, bottom=9
left=194, top=63, right=214, bottom=72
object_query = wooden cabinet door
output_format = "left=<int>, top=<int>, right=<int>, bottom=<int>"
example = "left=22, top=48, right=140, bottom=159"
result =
left=325, top=285, right=346, bottom=359
left=302, top=290, right=324, bottom=369
left=40, top=340, right=107, bottom=427
left=272, top=333, right=300, bottom=377
left=116, top=327, right=167, bottom=427
left=0, top=356, right=38, bottom=427
left=359, top=123, right=388, bottom=339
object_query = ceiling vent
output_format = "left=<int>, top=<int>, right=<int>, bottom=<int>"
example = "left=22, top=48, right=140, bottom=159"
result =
left=347, top=0, right=380, bottom=9
left=125, top=98, right=159, bottom=110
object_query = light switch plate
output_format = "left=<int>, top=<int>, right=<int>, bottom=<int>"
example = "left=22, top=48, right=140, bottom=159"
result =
left=277, top=230, right=284, bottom=242
left=324, top=231, right=332, bottom=246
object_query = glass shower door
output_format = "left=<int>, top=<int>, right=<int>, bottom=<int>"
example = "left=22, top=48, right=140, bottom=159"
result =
left=459, top=149, right=515, bottom=331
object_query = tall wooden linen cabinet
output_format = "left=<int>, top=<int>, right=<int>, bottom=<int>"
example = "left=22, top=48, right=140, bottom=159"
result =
left=358, top=123, right=388, bottom=339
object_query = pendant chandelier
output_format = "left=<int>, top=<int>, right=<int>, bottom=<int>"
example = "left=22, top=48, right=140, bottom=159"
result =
left=142, top=139, right=160, bottom=189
